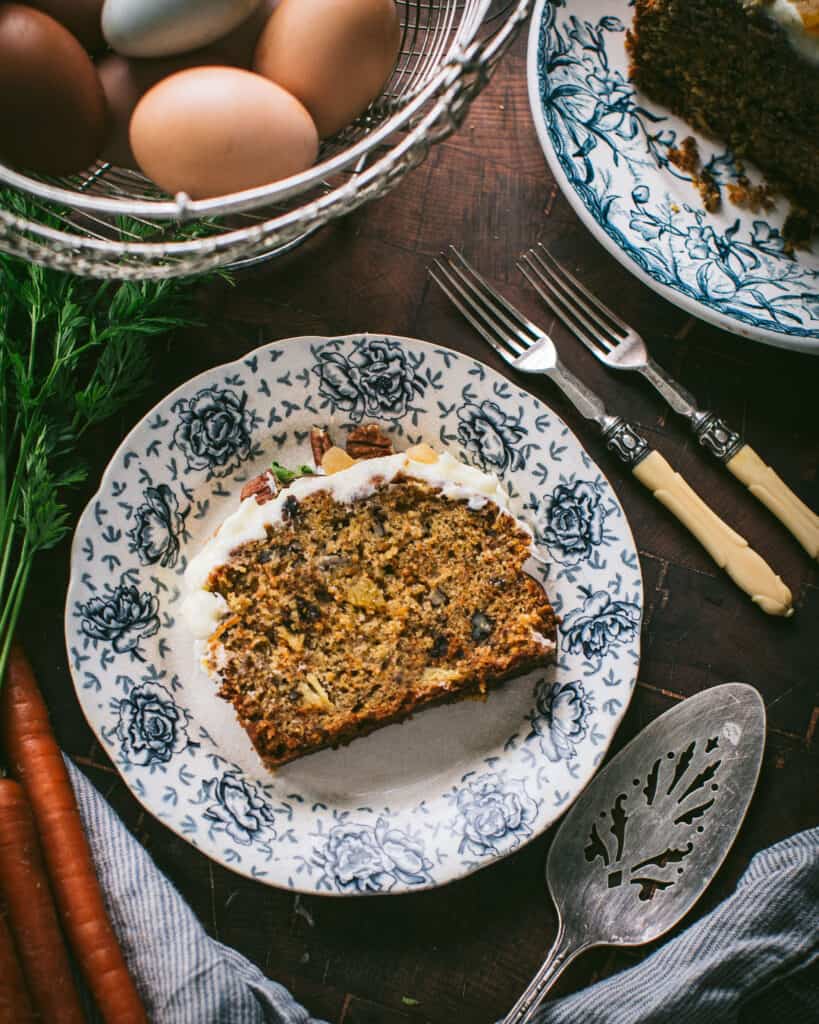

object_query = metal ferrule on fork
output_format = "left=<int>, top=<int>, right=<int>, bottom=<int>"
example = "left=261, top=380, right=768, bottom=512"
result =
left=601, top=418, right=652, bottom=468
left=690, top=411, right=743, bottom=462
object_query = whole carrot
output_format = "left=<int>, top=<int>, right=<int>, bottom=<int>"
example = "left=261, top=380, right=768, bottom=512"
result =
left=1, top=645, right=147, bottom=1024
left=0, top=778, right=85, bottom=1023
left=0, top=900, right=37, bottom=1024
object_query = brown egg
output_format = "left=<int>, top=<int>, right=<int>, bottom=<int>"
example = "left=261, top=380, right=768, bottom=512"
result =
left=25, top=0, right=105, bottom=51
left=99, top=53, right=203, bottom=169
left=0, top=5, right=106, bottom=175
left=129, top=66, right=319, bottom=199
left=253, top=0, right=400, bottom=138
left=98, top=1, right=279, bottom=170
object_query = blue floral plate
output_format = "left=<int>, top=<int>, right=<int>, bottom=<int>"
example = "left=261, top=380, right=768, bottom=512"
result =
left=528, top=0, right=819, bottom=353
left=65, top=334, right=643, bottom=893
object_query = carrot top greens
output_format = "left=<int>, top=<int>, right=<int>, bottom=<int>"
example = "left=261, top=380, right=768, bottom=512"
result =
left=0, top=201, right=204, bottom=682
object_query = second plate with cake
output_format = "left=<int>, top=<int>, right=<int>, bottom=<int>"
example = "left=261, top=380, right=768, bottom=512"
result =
left=65, top=334, right=643, bottom=893
left=528, top=0, right=819, bottom=352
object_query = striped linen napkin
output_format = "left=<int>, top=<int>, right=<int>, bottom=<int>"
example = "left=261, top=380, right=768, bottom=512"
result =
left=65, top=759, right=818, bottom=1024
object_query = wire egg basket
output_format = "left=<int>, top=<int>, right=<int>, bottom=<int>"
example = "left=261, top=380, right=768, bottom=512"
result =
left=0, top=0, right=529, bottom=279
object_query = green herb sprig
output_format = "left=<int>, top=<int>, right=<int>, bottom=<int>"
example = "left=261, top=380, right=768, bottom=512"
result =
left=269, top=461, right=315, bottom=485
left=0, top=244, right=202, bottom=681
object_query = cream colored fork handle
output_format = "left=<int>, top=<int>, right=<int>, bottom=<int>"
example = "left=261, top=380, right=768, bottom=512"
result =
left=726, top=445, right=819, bottom=561
left=633, top=451, right=793, bottom=617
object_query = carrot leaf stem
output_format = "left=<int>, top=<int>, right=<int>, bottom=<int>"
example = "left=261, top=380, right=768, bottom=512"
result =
left=0, top=195, right=208, bottom=689
left=0, top=553, right=31, bottom=682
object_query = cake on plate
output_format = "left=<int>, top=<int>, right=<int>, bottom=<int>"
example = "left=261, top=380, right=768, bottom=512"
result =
left=183, top=426, right=556, bottom=769
left=627, top=0, right=819, bottom=218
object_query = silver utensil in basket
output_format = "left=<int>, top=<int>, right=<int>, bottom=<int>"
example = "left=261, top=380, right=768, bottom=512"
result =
left=0, top=0, right=528, bottom=280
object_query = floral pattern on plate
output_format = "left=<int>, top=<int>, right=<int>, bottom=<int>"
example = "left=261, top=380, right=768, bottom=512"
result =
left=114, top=680, right=192, bottom=767
left=451, top=771, right=540, bottom=859
left=527, top=0, right=819, bottom=352
left=314, top=819, right=433, bottom=894
left=66, top=334, right=642, bottom=893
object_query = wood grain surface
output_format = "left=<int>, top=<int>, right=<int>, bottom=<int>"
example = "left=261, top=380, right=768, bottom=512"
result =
left=17, top=25, right=819, bottom=1024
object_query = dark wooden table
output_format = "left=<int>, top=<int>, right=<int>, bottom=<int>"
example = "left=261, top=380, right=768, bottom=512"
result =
left=20, top=25, right=819, bottom=1024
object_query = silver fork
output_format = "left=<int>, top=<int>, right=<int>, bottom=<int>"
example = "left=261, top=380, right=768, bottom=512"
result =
left=429, top=246, right=792, bottom=617
left=518, top=244, right=819, bottom=561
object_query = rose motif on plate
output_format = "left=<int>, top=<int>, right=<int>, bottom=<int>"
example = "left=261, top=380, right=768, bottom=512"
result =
left=530, top=680, right=593, bottom=762
left=456, top=400, right=526, bottom=474
left=455, top=772, right=538, bottom=856
left=79, top=585, right=160, bottom=655
left=203, top=771, right=276, bottom=846
left=116, top=681, right=189, bottom=766
left=561, top=589, right=641, bottom=661
left=319, top=818, right=432, bottom=893
left=313, top=337, right=425, bottom=422
left=127, top=484, right=187, bottom=569
left=172, top=385, right=255, bottom=477
left=538, top=480, right=605, bottom=564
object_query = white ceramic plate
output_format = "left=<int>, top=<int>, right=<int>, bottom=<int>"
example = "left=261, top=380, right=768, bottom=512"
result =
left=527, top=0, right=819, bottom=353
left=65, top=334, right=643, bottom=893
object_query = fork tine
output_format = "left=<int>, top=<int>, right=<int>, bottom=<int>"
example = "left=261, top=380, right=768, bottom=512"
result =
left=523, top=249, right=617, bottom=351
left=438, top=256, right=529, bottom=357
left=537, top=244, right=630, bottom=336
left=518, top=254, right=614, bottom=355
left=446, top=247, right=542, bottom=347
left=429, top=261, right=524, bottom=361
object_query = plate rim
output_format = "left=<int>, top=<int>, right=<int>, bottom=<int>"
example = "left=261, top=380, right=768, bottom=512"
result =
left=64, top=331, right=644, bottom=894
left=525, top=0, right=819, bottom=355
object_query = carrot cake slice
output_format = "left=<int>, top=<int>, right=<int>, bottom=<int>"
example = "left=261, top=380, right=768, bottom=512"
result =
left=182, top=432, right=556, bottom=769
left=627, top=0, right=819, bottom=216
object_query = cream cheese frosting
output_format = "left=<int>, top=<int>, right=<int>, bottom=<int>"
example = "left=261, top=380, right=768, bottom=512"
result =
left=182, top=450, right=524, bottom=639
left=763, top=0, right=819, bottom=61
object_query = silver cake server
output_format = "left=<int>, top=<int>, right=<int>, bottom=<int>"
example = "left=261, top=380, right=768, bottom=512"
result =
left=502, top=683, right=765, bottom=1024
